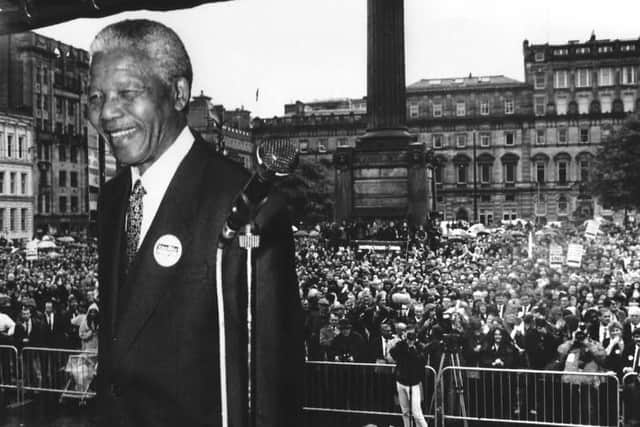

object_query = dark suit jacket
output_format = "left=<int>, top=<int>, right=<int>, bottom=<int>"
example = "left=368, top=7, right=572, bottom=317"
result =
left=42, top=312, right=67, bottom=348
left=96, top=135, right=304, bottom=427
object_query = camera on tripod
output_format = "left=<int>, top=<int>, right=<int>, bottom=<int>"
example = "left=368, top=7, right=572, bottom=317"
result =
left=442, top=332, right=463, bottom=354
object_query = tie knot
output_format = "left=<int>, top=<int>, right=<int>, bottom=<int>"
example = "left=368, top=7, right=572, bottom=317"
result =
left=131, top=179, right=146, bottom=198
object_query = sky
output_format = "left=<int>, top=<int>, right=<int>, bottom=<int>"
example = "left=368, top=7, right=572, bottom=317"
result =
left=35, top=0, right=640, bottom=119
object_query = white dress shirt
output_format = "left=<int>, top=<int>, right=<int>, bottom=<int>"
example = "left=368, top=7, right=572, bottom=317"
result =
left=129, top=126, right=195, bottom=248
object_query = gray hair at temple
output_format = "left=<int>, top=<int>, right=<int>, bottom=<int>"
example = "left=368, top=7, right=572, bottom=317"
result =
left=89, top=19, right=193, bottom=91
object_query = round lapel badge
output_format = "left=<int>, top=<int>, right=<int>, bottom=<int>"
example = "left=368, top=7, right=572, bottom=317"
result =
left=153, top=234, right=182, bottom=267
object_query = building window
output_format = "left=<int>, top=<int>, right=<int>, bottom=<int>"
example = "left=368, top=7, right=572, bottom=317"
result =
left=623, top=94, right=635, bottom=112
left=534, top=73, right=545, bottom=89
left=434, top=165, right=443, bottom=184
left=18, top=137, right=24, bottom=158
left=554, top=70, right=569, bottom=88
left=557, top=161, right=568, bottom=184
left=59, top=196, right=67, bottom=213
left=20, top=208, right=27, bottom=231
left=0, top=208, right=4, bottom=231
left=504, top=99, right=514, bottom=114
left=576, top=69, right=591, bottom=88
left=0, top=172, right=4, bottom=193
left=68, top=101, right=75, bottom=116
left=536, top=129, right=546, bottom=145
left=535, top=52, right=545, bottom=62
left=480, top=164, right=491, bottom=184
left=504, top=131, right=515, bottom=146
left=55, top=97, right=62, bottom=115
left=534, top=96, right=546, bottom=116
left=70, top=171, right=78, bottom=188
left=70, top=146, right=78, bottom=163
left=43, top=95, right=49, bottom=111
left=6, top=134, right=13, bottom=158
left=536, top=163, right=545, bottom=183
left=504, top=195, right=516, bottom=204
left=457, top=164, right=467, bottom=184
left=409, top=104, right=419, bottom=118
left=601, top=96, right=612, bottom=113
left=480, top=101, right=489, bottom=115
left=504, top=163, right=516, bottom=184
left=576, top=47, right=590, bottom=55
left=598, top=68, right=613, bottom=86
left=558, top=195, right=568, bottom=215
left=580, top=128, right=589, bottom=143
left=558, top=128, right=568, bottom=145
left=433, top=103, right=442, bottom=117
left=59, top=171, right=67, bottom=187
left=70, top=196, right=79, bottom=213
left=578, top=96, right=590, bottom=114
left=580, top=160, right=590, bottom=181
left=621, top=44, right=637, bottom=52
left=20, top=173, right=26, bottom=194
left=598, top=45, right=613, bottom=53
left=456, top=101, right=466, bottom=117
left=9, top=173, right=15, bottom=194
left=622, top=66, right=638, bottom=85
left=432, top=134, right=443, bottom=148
left=9, top=209, right=15, bottom=232
left=479, top=133, right=490, bottom=147
left=554, top=48, right=568, bottom=56
left=59, top=145, right=66, bottom=162
left=455, top=134, right=466, bottom=148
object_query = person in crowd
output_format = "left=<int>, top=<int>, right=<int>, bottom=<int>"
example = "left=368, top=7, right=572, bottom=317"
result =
left=603, top=321, right=626, bottom=379
left=623, top=306, right=640, bottom=345
left=622, top=328, right=640, bottom=426
left=389, top=328, right=429, bottom=427
left=330, top=319, right=366, bottom=362
left=77, top=303, right=99, bottom=352
left=318, top=313, right=340, bottom=361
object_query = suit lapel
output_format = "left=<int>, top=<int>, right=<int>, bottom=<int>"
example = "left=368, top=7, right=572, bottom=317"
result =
left=101, top=171, right=131, bottom=333
left=113, top=140, right=208, bottom=362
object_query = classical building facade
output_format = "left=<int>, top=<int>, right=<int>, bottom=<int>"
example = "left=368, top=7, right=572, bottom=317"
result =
left=0, top=32, right=92, bottom=235
left=188, top=92, right=255, bottom=169
left=251, top=35, right=640, bottom=224
left=0, top=112, right=35, bottom=242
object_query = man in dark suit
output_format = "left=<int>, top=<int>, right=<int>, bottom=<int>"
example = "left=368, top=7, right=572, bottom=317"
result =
left=89, top=19, right=303, bottom=427
left=42, top=300, right=66, bottom=348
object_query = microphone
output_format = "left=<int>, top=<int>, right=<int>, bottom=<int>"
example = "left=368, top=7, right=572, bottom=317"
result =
left=218, top=139, right=298, bottom=245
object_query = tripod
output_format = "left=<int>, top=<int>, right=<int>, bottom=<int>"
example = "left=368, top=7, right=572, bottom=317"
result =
left=430, top=350, right=468, bottom=427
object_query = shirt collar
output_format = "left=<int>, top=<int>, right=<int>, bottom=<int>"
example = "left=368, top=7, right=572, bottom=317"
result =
left=130, top=126, right=194, bottom=191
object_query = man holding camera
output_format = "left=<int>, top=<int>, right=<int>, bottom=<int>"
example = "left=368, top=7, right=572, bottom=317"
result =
left=557, top=322, right=607, bottom=424
left=389, top=329, right=429, bottom=427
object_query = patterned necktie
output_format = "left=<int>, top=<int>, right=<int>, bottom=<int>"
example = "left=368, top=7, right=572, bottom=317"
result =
left=126, top=179, right=146, bottom=267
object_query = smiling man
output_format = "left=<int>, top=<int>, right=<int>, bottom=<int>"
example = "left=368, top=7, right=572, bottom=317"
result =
left=89, top=19, right=303, bottom=427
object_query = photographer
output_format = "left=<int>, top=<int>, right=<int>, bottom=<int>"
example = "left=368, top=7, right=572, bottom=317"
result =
left=557, top=322, right=607, bottom=425
left=389, top=329, right=430, bottom=427
left=329, top=318, right=366, bottom=362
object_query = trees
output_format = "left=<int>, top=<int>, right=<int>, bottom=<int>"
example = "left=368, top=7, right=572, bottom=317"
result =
left=591, top=115, right=640, bottom=212
left=275, top=157, right=334, bottom=226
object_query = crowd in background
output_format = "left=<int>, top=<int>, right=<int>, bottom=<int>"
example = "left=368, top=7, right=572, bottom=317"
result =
left=300, top=217, right=640, bottom=381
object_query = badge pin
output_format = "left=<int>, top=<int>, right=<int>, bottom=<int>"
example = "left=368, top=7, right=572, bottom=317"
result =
left=153, top=234, right=182, bottom=267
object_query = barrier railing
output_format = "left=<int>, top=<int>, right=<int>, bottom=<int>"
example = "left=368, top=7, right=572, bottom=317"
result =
left=21, top=347, right=97, bottom=402
left=440, top=366, right=619, bottom=427
left=622, top=372, right=640, bottom=426
left=304, top=361, right=437, bottom=425
left=0, top=345, right=20, bottom=406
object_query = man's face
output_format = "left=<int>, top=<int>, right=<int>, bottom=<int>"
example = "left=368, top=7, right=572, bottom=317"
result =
left=21, top=309, right=30, bottom=321
left=44, top=302, right=53, bottom=314
left=380, top=324, right=393, bottom=339
left=600, top=311, right=611, bottom=325
left=88, top=49, right=181, bottom=174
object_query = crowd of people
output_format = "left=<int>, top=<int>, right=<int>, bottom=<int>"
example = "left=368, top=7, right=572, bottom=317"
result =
left=300, top=216, right=640, bottom=424
left=0, top=240, right=100, bottom=352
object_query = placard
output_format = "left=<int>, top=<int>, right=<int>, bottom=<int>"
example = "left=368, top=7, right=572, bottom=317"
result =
left=549, top=244, right=564, bottom=268
left=566, top=243, right=584, bottom=268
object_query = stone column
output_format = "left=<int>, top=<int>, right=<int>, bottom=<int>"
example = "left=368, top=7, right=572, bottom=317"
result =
left=333, top=147, right=353, bottom=221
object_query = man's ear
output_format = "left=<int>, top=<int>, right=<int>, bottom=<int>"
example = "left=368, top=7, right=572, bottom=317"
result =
left=173, top=77, right=190, bottom=112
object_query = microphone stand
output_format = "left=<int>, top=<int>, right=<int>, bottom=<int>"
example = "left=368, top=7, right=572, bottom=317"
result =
left=238, top=221, right=260, bottom=427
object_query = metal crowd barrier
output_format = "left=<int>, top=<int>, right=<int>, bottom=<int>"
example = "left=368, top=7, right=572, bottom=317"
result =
left=440, top=366, right=620, bottom=427
left=304, top=361, right=437, bottom=426
left=622, top=372, right=640, bottom=426
left=0, top=345, right=20, bottom=406
left=21, top=347, right=97, bottom=403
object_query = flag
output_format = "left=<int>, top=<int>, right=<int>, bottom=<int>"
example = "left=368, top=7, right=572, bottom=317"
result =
left=528, top=231, right=534, bottom=259
left=255, top=88, right=259, bottom=102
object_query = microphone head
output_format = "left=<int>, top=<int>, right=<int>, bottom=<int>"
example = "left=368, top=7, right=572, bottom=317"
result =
left=256, top=139, right=299, bottom=177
